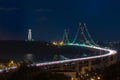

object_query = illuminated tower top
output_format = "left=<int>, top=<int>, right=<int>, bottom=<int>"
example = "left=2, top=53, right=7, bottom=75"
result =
left=28, top=29, right=32, bottom=41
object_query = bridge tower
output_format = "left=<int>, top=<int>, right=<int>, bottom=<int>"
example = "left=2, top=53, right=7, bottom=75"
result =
left=72, top=22, right=87, bottom=44
left=72, top=22, right=97, bottom=46
left=28, top=29, right=32, bottom=41
left=83, top=23, right=97, bottom=46
left=62, top=29, right=70, bottom=44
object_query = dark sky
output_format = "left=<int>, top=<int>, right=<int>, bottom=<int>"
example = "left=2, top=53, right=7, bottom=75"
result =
left=0, top=0, right=120, bottom=42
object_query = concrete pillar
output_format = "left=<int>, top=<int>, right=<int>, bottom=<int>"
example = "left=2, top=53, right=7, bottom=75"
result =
left=88, top=60, right=92, bottom=71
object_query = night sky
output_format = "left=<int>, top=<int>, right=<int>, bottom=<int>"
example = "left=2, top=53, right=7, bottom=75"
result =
left=0, top=0, right=120, bottom=42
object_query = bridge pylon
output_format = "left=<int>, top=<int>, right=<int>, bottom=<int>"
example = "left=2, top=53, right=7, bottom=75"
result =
left=83, top=23, right=98, bottom=46
left=62, top=29, right=70, bottom=44
left=72, top=22, right=88, bottom=44
left=72, top=22, right=97, bottom=46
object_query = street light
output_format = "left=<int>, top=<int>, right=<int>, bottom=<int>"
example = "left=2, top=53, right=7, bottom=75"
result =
left=97, top=76, right=101, bottom=80
left=90, top=78, right=94, bottom=80
left=59, top=41, right=64, bottom=45
left=52, top=42, right=58, bottom=45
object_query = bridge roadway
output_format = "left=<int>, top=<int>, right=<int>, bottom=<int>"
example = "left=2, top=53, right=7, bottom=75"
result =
left=35, top=43, right=117, bottom=66
left=0, top=43, right=117, bottom=73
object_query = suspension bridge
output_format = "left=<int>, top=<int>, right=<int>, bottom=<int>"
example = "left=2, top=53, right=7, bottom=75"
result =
left=35, top=23, right=117, bottom=67
left=0, top=23, right=117, bottom=73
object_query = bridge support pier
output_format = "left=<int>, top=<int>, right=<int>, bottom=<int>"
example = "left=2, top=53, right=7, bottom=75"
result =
left=59, top=64, right=64, bottom=70
left=88, top=60, right=92, bottom=71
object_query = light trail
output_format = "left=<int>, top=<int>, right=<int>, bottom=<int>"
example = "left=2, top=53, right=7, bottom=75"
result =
left=36, top=44, right=117, bottom=66
left=0, top=66, right=17, bottom=73
left=0, top=44, right=117, bottom=73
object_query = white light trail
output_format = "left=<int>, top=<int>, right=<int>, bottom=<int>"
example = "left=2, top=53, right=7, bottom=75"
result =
left=36, top=44, right=117, bottom=66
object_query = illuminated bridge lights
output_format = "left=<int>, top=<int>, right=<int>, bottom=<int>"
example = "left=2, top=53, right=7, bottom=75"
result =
left=35, top=43, right=117, bottom=67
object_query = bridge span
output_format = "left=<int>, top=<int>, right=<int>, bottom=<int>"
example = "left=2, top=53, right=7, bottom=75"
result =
left=35, top=23, right=117, bottom=67
left=35, top=43, right=117, bottom=67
